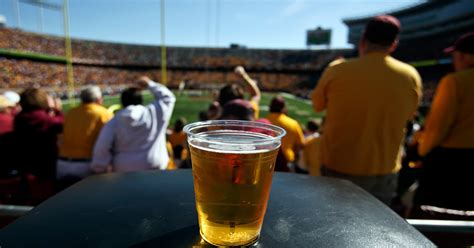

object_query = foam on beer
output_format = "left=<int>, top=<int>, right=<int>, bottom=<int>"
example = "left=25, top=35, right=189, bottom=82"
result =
left=188, top=130, right=280, bottom=154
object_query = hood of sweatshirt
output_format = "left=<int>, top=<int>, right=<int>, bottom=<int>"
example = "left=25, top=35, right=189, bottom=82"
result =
left=118, top=105, right=149, bottom=128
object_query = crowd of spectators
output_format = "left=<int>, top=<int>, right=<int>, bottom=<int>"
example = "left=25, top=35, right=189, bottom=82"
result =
left=0, top=57, right=310, bottom=96
left=0, top=28, right=350, bottom=70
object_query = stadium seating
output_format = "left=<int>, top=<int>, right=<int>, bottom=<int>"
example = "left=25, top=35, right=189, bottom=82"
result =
left=0, top=28, right=351, bottom=95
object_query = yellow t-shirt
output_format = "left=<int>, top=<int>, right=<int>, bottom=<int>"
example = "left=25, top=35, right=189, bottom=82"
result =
left=266, top=113, right=305, bottom=162
left=303, top=134, right=321, bottom=176
left=419, top=68, right=474, bottom=156
left=250, top=99, right=260, bottom=119
left=168, top=131, right=187, bottom=148
left=311, top=53, right=422, bottom=176
left=59, top=103, right=113, bottom=158
left=166, top=141, right=177, bottom=170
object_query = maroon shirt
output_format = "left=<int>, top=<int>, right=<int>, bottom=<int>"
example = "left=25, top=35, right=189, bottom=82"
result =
left=0, top=112, right=14, bottom=135
left=14, top=109, right=64, bottom=180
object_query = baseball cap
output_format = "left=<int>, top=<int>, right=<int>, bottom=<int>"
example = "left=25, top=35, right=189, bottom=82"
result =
left=3, top=91, right=20, bottom=105
left=444, top=32, right=474, bottom=54
left=363, top=15, right=401, bottom=46
left=0, top=95, right=15, bottom=110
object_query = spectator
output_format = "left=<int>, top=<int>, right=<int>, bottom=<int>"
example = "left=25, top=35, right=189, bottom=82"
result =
left=168, top=117, right=188, bottom=166
left=56, top=86, right=112, bottom=188
left=234, top=66, right=261, bottom=119
left=266, top=96, right=305, bottom=172
left=414, top=32, right=474, bottom=212
left=3, top=91, right=21, bottom=114
left=301, top=119, right=322, bottom=176
left=213, top=66, right=262, bottom=120
left=0, top=95, right=16, bottom=178
left=91, top=76, right=176, bottom=172
left=0, top=95, right=15, bottom=135
left=311, top=15, right=422, bottom=204
left=14, top=88, right=63, bottom=202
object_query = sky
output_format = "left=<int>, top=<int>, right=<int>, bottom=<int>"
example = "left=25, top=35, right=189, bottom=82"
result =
left=0, top=0, right=424, bottom=49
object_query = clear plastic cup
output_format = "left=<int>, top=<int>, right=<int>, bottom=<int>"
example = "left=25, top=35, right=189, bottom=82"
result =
left=184, top=120, right=286, bottom=246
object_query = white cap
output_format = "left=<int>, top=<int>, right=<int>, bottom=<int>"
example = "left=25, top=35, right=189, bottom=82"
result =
left=3, top=91, right=20, bottom=104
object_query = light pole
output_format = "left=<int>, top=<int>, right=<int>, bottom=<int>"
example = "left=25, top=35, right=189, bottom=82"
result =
left=12, top=0, right=21, bottom=28
left=62, top=0, right=74, bottom=103
left=160, top=0, right=167, bottom=85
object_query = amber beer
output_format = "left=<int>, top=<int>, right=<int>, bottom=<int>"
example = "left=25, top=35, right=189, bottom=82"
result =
left=185, top=121, right=285, bottom=246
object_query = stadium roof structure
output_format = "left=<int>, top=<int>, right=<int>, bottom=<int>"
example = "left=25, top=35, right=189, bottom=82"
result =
left=343, top=0, right=474, bottom=62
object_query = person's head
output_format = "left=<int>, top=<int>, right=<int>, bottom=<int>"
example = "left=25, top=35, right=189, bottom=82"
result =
left=207, top=101, right=221, bottom=120
left=444, top=32, right=474, bottom=72
left=220, top=99, right=255, bottom=121
left=174, top=117, right=187, bottom=132
left=306, top=119, right=320, bottom=133
left=121, top=87, right=143, bottom=107
left=0, top=95, right=14, bottom=114
left=80, top=86, right=103, bottom=104
left=218, top=84, right=244, bottom=106
left=19, top=88, right=49, bottom=112
left=359, top=15, right=400, bottom=56
left=269, top=96, right=286, bottom=113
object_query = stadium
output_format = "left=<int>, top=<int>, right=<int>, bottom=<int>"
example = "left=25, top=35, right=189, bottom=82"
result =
left=0, top=0, right=473, bottom=246
left=0, top=1, right=472, bottom=115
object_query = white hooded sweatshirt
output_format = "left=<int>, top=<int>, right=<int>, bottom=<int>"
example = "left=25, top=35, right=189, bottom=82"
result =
left=91, top=81, right=175, bottom=172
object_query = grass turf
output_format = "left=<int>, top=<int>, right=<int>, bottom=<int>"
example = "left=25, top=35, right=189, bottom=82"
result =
left=62, top=91, right=324, bottom=128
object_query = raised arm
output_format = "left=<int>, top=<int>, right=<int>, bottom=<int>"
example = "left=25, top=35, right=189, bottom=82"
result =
left=138, top=76, right=176, bottom=106
left=235, top=66, right=261, bottom=103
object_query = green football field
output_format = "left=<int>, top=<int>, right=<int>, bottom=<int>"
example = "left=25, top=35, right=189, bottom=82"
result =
left=62, top=91, right=323, bottom=127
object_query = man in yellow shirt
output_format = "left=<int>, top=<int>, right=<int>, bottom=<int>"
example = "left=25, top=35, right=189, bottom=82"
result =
left=301, top=120, right=321, bottom=176
left=57, top=86, right=112, bottom=187
left=266, top=96, right=305, bottom=172
left=415, top=32, right=474, bottom=211
left=311, top=15, right=422, bottom=204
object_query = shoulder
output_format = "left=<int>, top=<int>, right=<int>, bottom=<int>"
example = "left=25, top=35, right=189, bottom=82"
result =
left=451, top=68, right=474, bottom=83
left=441, top=72, right=456, bottom=82
left=93, top=104, right=113, bottom=117
left=387, top=57, right=420, bottom=77
left=324, top=58, right=356, bottom=73
left=437, top=72, right=458, bottom=92
left=283, top=115, right=301, bottom=130
left=321, top=58, right=360, bottom=80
